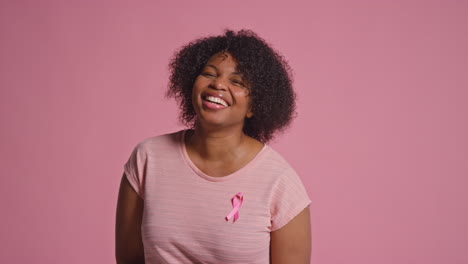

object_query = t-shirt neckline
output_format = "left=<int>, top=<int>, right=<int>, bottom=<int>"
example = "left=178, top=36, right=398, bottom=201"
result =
left=178, top=129, right=269, bottom=182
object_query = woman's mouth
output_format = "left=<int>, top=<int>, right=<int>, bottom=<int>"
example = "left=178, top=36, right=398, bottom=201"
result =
left=202, top=95, right=229, bottom=109
left=204, top=96, right=228, bottom=107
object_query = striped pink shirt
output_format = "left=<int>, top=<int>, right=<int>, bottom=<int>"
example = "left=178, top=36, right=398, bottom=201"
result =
left=124, top=130, right=311, bottom=263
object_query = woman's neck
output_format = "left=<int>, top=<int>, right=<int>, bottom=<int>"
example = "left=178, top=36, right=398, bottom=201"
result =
left=186, top=124, right=251, bottom=162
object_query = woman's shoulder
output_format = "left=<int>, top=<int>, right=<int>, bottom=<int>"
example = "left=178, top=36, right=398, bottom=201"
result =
left=131, top=129, right=186, bottom=153
left=247, top=140, right=298, bottom=178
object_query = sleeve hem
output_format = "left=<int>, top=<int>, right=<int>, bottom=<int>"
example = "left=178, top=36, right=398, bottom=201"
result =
left=124, top=168, right=144, bottom=200
left=270, top=199, right=311, bottom=232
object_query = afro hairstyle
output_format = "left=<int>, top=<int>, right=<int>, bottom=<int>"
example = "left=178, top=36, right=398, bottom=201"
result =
left=166, top=29, right=296, bottom=143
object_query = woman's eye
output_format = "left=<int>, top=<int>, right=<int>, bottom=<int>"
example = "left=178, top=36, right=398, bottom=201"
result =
left=232, top=80, right=244, bottom=86
left=201, top=72, right=214, bottom=77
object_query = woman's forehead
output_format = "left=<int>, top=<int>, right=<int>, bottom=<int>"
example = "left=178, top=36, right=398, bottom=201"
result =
left=205, top=51, right=241, bottom=72
left=208, top=51, right=237, bottom=63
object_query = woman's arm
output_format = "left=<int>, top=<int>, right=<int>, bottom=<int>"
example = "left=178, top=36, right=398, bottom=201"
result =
left=115, top=173, right=145, bottom=264
left=270, top=206, right=311, bottom=264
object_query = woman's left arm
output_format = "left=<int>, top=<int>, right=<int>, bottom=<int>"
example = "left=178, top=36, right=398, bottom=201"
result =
left=270, top=206, right=312, bottom=264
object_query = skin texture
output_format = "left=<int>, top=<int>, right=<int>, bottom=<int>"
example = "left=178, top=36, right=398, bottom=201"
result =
left=115, top=51, right=312, bottom=263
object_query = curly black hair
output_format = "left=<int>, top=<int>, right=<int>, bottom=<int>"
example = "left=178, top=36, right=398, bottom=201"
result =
left=166, top=29, right=296, bottom=143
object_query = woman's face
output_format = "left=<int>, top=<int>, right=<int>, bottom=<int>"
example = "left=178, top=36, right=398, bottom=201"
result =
left=191, top=52, right=253, bottom=129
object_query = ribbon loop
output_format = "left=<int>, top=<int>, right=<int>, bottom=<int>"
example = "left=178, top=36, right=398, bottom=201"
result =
left=225, top=192, right=244, bottom=222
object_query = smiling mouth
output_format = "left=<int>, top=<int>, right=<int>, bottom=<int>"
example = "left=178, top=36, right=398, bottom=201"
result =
left=203, top=95, right=229, bottom=107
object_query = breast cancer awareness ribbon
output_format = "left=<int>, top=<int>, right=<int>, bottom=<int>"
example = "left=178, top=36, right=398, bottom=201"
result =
left=225, top=192, right=244, bottom=222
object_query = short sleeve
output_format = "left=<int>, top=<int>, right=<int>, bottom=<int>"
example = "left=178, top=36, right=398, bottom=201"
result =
left=123, top=142, right=147, bottom=199
left=270, top=167, right=311, bottom=231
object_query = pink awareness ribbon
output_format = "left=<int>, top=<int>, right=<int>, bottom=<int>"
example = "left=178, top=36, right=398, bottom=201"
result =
left=225, top=192, right=244, bottom=222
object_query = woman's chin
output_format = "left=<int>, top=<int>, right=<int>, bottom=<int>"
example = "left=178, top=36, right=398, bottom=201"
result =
left=196, top=116, right=243, bottom=130
left=197, top=118, right=228, bottom=128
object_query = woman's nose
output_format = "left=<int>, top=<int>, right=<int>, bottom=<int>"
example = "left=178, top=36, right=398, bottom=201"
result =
left=210, top=78, right=228, bottom=90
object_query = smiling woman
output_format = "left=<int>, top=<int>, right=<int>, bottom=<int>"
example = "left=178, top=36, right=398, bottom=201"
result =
left=115, top=29, right=312, bottom=264
left=192, top=52, right=253, bottom=129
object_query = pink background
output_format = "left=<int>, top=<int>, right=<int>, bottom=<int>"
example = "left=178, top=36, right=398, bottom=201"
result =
left=1, top=0, right=467, bottom=263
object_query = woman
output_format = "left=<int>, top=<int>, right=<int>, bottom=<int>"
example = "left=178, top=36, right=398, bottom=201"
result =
left=116, top=29, right=312, bottom=264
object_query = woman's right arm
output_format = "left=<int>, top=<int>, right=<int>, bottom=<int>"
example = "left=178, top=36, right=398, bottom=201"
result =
left=115, top=173, right=145, bottom=264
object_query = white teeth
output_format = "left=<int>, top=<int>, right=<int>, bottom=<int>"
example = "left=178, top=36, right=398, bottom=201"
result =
left=205, top=96, right=228, bottom=107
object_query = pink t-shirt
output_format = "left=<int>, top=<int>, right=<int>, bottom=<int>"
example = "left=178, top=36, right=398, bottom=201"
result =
left=124, top=130, right=311, bottom=264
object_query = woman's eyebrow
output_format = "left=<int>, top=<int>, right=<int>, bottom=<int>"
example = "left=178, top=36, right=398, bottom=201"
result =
left=205, top=64, right=243, bottom=76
